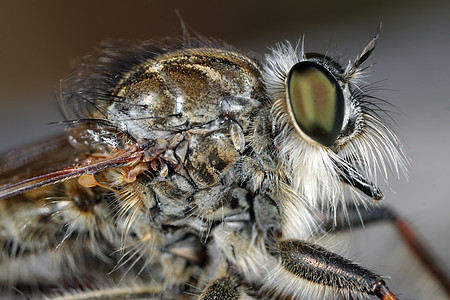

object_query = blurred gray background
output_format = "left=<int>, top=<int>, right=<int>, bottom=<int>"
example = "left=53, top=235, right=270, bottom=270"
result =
left=0, top=1, right=449, bottom=299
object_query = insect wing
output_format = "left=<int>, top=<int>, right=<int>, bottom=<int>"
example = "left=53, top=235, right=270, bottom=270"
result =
left=0, top=136, right=142, bottom=200
left=0, top=134, right=77, bottom=178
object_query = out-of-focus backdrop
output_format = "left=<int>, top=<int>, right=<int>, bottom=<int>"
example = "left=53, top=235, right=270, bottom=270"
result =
left=0, top=1, right=449, bottom=298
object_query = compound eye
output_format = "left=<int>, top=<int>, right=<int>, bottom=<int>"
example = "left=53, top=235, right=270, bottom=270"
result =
left=287, top=61, right=345, bottom=147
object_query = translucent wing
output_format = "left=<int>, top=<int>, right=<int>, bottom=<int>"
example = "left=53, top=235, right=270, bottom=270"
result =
left=0, top=134, right=76, bottom=178
left=0, top=134, right=143, bottom=201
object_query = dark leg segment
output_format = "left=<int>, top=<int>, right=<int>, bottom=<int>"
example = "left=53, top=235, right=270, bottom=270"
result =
left=325, top=205, right=450, bottom=297
left=199, top=277, right=241, bottom=300
left=278, top=240, right=397, bottom=299
left=323, top=205, right=394, bottom=232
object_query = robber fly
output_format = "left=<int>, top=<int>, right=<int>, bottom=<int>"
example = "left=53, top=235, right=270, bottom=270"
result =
left=0, top=29, right=449, bottom=300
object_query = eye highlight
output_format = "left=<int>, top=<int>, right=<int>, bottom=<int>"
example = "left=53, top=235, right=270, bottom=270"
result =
left=286, top=61, right=345, bottom=147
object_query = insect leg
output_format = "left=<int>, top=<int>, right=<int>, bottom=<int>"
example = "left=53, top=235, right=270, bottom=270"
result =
left=271, top=239, right=397, bottom=300
left=200, top=223, right=271, bottom=299
left=209, top=221, right=395, bottom=299
left=322, top=205, right=395, bottom=231
left=198, top=276, right=255, bottom=300
left=324, top=205, right=450, bottom=297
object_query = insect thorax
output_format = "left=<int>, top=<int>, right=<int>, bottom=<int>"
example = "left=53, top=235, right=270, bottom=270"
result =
left=74, top=47, right=288, bottom=239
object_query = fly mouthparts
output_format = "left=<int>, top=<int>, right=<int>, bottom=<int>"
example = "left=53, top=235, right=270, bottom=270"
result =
left=337, top=163, right=384, bottom=201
